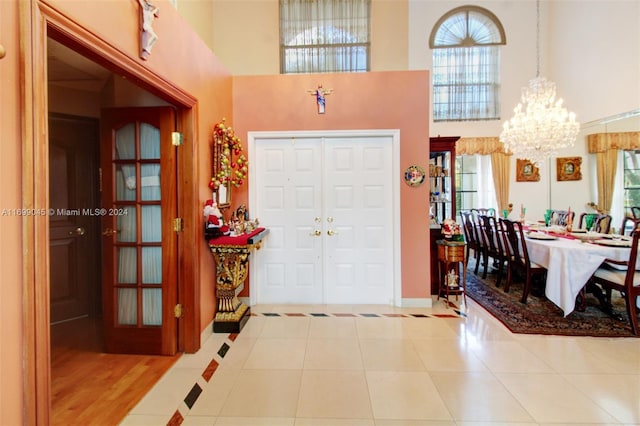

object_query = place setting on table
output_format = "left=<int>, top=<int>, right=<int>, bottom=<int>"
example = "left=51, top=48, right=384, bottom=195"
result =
left=516, top=206, right=637, bottom=320
left=523, top=206, right=632, bottom=247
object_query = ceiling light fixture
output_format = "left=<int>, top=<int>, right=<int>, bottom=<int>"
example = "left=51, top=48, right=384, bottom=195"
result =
left=499, top=0, right=580, bottom=165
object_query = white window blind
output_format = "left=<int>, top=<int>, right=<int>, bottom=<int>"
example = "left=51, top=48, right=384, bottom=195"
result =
left=430, top=6, right=505, bottom=122
left=280, top=0, right=370, bottom=74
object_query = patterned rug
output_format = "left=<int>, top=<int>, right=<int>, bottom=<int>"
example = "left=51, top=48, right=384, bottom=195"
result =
left=464, top=262, right=638, bottom=338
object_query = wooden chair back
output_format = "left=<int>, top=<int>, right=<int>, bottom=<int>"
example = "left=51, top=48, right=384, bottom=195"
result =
left=499, top=218, right=547, bottom=302
left=590, top=230, right=640, bottom=335
left=472, top=207, right=496, bottom=217
left=500, top=218, right=525, bottom=266
left=551, top=209, right=575, bottom=226
left=621, top=216, right=640, bottom=236
left=579, top=213, right=612, bottom=233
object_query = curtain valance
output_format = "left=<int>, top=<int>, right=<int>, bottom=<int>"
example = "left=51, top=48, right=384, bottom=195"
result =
left=587, top=131, right=640, bottom=153
left=456, top=137, right=509, bottom=155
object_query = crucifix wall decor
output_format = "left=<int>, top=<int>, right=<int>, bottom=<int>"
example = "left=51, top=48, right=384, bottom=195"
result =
left=308, top=84, right=333, bottom=114
left=138, top=0, right=160, bottom=60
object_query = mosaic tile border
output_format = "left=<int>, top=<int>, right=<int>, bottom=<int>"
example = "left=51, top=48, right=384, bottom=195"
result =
left=255, top=311, right=466, bottom=318
left=165, top=308, right=466, bottom=424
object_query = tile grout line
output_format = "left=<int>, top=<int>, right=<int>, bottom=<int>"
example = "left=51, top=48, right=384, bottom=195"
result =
left=164, top=311, right=467, bottom=425
left=166, top=333, right=238, bottom=425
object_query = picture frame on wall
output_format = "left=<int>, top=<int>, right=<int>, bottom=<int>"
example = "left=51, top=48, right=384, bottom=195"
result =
left=557, top=157, right=582, bottom=181
left=516, top=159, right=540, bottom=182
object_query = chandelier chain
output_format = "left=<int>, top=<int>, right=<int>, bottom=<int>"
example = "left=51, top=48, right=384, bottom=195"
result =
left=499, top=0, right=580, bottom=166
left=536, top=0, right=540, bottom=77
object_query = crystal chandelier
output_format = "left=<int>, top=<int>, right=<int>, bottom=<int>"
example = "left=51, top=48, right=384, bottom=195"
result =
left=499, top=0, right=579, bottom=165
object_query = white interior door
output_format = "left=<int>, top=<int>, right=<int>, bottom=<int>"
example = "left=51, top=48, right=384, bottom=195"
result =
left=323, top=137, right=393, bottom=304
left=251, top=131, right=397, bottom=305
left=254, top=137, right=324, bottom=304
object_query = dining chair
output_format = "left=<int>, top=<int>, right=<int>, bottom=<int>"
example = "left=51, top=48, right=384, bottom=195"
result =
left=551, top=209, right=575, bottom=226
left=621, top=216, right=640, bottom=236
left=588, top=230, right=640, bottom=335
left=478, top=215, right=508, bottom=286
left=578, top=212, right=612, bottom=233
left=474, top=207, right=496, bottom=217
left=470, top=209, right=487, bottom=275
left=460, top=210, right=481, bottom=267
left=499, top=218, right=547, bottom=303
left=631, top=206, right=640, bottom=219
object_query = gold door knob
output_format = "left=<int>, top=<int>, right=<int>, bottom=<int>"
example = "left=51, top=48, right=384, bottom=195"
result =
left=69, top=227, right=86, bottom=236
left=327, top=229, right=338, bottom=236
left=309, top=229, right=321, bottom=236
left=102, top=227, right=118, bottom=236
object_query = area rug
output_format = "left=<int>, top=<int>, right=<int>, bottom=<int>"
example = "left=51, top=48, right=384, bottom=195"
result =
left=464, top=263, right=638, bottom=338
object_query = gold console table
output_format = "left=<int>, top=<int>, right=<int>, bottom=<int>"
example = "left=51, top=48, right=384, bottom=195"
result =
left=208, top=227, right=268, bottom=333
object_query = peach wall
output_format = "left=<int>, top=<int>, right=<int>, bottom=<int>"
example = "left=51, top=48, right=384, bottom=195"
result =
left=207, top=0, right=409, bottom=76
left=232, top=71, right=431, bottom=300
left=1, top=1, right=233, bottom=421
left=0, top=1, right=25, bottom=423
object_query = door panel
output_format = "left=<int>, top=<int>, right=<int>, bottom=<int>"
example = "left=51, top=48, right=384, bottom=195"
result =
left=255, top=138, right=324, bottom=303
left=100, top=107, right=177, bottom=355
left=49, top=114, right=100, bottom=324
left=254, top=134, right=394, bottom=305
left=324, top=137, right=393, bottom=304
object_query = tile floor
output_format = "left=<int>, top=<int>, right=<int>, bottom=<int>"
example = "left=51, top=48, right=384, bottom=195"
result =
left=120, top=297, right=640, bottom=426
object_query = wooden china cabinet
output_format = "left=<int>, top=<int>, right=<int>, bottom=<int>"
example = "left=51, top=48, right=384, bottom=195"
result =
left=429, top=136, right=460, bottom=294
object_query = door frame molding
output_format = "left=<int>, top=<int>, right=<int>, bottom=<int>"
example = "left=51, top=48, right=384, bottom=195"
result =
left=247, top=129, right=402, bottom=306
left=21, top=2, right=199, bottom=423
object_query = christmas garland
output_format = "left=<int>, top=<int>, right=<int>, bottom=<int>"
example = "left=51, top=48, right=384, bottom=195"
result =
left=209, top=119, right=248, bottom=190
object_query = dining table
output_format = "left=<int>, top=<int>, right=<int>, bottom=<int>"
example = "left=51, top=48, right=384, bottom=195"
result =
left=523, top=226, right=638, bottom=317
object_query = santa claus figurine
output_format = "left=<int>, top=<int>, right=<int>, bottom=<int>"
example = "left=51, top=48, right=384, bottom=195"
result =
left=203, top=199, right=230, bottom=240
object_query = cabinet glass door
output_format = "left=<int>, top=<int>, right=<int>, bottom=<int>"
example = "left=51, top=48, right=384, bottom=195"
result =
left=429, top=150, right=452, bottom=223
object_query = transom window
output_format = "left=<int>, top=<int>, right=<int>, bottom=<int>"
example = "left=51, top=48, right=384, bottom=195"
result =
left=429, top=6, right=506, bottom=122
left=280, top=0, right=371, bottom=74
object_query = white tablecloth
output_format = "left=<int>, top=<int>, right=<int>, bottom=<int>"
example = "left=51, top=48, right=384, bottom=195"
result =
left=524, top=236, right=635, bottom=316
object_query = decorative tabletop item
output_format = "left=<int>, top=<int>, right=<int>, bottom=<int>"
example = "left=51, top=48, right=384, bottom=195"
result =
left=442, top=218, right=463, bottom=241
left=404, top=165, right=425, bottom=187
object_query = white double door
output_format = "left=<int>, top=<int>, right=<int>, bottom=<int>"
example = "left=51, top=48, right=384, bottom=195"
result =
left=251, top=131, right=398, bottom=305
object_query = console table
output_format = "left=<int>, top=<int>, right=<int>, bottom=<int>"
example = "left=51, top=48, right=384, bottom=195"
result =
left=208, top=227, right=268, bottom=333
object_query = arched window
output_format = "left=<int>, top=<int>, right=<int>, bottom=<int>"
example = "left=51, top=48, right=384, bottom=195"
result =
left=280, top=0, right=370, bottom=74
left=430, top=6, right=506, bottom=122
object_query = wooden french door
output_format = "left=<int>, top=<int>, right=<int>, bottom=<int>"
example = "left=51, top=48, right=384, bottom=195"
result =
left=100, top=107, right=178, bottom=355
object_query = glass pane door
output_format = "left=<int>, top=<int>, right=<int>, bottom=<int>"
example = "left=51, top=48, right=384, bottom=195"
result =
left=114, top=122, right=162, bottom=326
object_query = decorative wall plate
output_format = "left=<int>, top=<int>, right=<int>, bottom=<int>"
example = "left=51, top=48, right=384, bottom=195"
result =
left=404, top=165, right=425, bottom=187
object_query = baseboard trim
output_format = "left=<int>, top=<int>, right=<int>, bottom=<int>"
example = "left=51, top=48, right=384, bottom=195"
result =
left=400, top=297, right=433, bottom=308
left=200, top=318, right=213, bottom=347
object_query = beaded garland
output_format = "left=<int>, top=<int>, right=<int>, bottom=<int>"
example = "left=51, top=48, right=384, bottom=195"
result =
left=210, top=119, right=248, bottom=190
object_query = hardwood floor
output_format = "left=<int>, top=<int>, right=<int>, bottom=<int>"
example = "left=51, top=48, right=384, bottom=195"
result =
left=50, top=316, right=180, bottom=425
